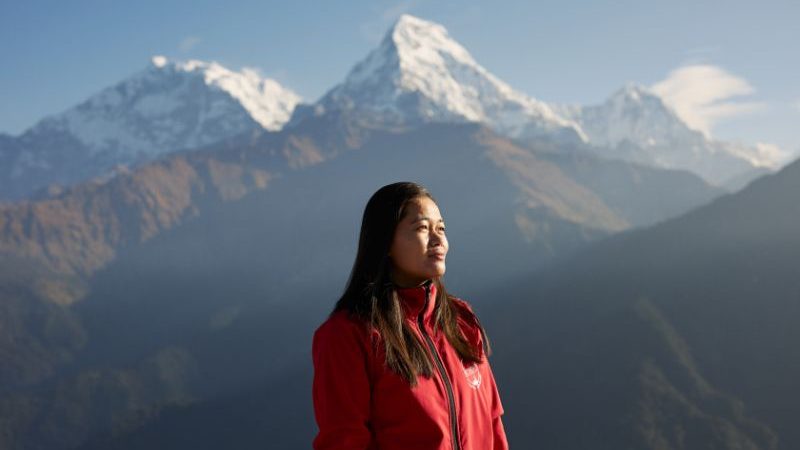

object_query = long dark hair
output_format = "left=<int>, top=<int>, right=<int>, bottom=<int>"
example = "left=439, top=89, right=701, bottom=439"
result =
left=332, top=181, right=492, bottom=386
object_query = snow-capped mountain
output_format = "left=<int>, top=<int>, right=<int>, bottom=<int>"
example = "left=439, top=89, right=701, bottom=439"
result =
left=557, top=84, right=783, bottom=186
left=292, top=14, right=585, bottom=144
left=0, top=56, right=301, bottom=201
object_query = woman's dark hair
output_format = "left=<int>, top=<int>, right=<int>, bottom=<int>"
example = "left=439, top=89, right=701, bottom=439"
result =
left=332, top=181, right=492, bottom=386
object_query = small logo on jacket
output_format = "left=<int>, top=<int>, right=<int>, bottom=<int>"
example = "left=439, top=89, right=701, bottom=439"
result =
left=462, top=361, right=482, bottom=389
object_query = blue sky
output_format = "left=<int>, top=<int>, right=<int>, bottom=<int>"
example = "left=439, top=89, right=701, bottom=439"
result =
left=2, top=0, right=798, bottom=155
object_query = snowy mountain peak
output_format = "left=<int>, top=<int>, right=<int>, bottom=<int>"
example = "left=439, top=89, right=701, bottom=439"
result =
left=4, top=57, right=302, bottom=200
left=151, top=55, right=168, bottom=68
left=562, top=84, right=777, bottom=186
left=27, top=56, right=301, bottom=155
left=570, top=84, right=694, bottom=149
left=138, top=56, right=302, bottom=131
left=389, top=14, right=477, bottom=71
left=307, top=14, right=585, bottom=143
left=611, top=83, right=656, bottom=103
left=605, top=84, right=681, bottom=120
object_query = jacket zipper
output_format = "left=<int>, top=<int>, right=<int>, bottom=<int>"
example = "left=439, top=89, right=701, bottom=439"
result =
left=418, top=282, right=461, bottom=450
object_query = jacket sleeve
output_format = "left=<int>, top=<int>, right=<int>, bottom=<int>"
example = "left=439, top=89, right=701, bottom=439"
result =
left=486, top=357, right=509, bottom=450
left=492, top=414, right=509, bottom=450
left=311, top=316, right=373, bottom=450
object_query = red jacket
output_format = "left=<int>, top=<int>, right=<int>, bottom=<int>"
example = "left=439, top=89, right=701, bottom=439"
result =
left=312, top=279, right=509, bottom=449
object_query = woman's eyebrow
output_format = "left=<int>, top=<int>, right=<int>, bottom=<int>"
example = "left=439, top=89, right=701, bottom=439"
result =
left=412, top=216, right=444, bottom=224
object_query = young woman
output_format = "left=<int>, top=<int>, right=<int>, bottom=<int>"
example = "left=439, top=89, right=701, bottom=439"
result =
left=312, top=181, right=509, bottom=450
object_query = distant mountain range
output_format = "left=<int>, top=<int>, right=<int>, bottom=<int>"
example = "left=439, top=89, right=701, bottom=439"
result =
left=0, top=113, right=719, bottom=292
left=24, top=122, right=797, bottom=450
left=0, top=117, right=715, bottom=450
left=0, top=14, right=738, bottom=283
left=554, top=83, right=782, bottom=186
left=69, top=138, right=800, bottom=450
left=0, top=14, right=787, bottom=201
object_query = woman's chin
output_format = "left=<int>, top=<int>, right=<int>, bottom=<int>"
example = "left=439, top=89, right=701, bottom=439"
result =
left=427, top=263, right=446, bottom=277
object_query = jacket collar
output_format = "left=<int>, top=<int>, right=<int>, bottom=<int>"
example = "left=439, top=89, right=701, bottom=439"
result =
left=395, top=278, right=437, bottom=325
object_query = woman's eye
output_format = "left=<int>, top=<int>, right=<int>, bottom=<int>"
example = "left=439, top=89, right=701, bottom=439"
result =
left=416, top=224, right=445, bottom=231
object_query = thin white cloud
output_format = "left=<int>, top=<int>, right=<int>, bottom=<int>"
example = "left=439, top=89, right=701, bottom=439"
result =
left=178, top=36, right=201, bottom=53
left=727, top=141, right=792, bottom=169
left=651, top=64, right=766, bottom=137
left=793, top=99, right=800, bottom=112
left=754, top=142, right=792, bottom=168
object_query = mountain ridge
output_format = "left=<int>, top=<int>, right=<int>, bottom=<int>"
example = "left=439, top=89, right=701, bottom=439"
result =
left=290, top=14, right=587, bottom=145
left=557, top=83, right=786, bottom=186
left=0, top=56, right=300, bottom=201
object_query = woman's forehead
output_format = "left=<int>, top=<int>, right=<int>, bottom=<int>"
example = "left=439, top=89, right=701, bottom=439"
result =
left=405, top=198, right=443, bottom=222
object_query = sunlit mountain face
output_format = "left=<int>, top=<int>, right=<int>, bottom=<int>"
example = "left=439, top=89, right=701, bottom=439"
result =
left=0, top=56, right=300, bottom=201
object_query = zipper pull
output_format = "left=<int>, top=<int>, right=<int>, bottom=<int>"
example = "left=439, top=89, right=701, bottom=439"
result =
left=423, top=282, right=431, bottom=329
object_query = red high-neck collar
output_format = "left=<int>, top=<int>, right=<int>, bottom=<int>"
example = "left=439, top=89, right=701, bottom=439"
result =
left=395, top=278, right=437, bottom=326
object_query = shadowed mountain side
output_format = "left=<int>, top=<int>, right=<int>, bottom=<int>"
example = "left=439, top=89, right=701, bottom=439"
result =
left=720, top=166, right=774, bottom=193
left=72, top=121, right=623, bottom=371
left=16, top=132, right=779, bottom=450
left=0, top=294, right=318, bottom=450
left=0, top=105, right=725, bottom=305
left=476, top=157, right=800, bottom=448
left=0, top=114, right=610, bottom=299
left=0, top=122, right=625, bottom=450
left=0, top=109, right=380, bottom=286
left=534, top=145, right=726, bottom=227
left=0, top=120, right=731, bottom=450
left=0, top=154, right=277, bottom=282
left=0, top=256, right=87, bottom=392
left=74, top=363, right=315, bottom=450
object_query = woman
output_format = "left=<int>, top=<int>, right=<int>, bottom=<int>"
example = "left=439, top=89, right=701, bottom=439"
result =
left=312, top=181, right=509, bottom=450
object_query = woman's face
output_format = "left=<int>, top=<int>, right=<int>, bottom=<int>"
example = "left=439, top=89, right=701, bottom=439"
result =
left=388, top=196, right=448, bottom=287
